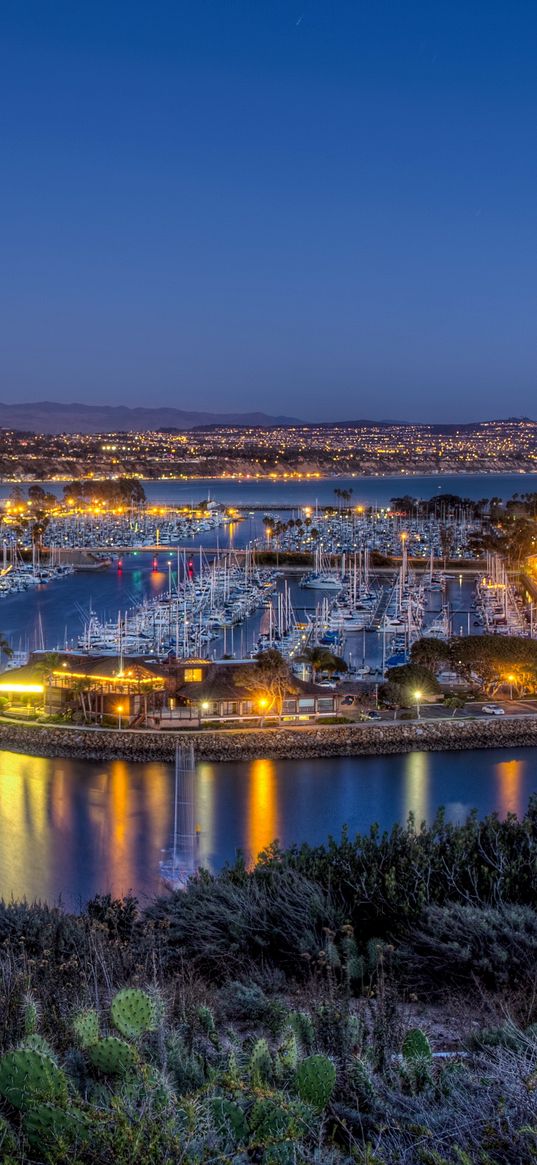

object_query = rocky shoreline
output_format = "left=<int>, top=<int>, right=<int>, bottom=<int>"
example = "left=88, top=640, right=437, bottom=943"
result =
left=1, top=716, right=537, bottom=763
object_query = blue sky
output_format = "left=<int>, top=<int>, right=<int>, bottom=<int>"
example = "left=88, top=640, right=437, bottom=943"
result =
left=2, top=0, right=536, bottom=421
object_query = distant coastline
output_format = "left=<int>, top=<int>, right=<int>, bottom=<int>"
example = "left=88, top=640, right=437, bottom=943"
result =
left=3, top=469, right=537, bottom=485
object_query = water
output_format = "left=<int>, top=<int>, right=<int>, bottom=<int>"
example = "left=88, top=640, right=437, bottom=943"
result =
left=0, top=747, right=535, bottom=907
left=140, top=473, right=537, bottom=509
left=2, top=472, right=535, bottom=508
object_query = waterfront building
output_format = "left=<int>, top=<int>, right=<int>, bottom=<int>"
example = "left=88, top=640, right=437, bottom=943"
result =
left=0, top=653, right=343, bottom=725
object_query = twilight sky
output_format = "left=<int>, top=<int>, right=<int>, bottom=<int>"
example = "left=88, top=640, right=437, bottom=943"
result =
left=2, top=0, right=537, bottom=422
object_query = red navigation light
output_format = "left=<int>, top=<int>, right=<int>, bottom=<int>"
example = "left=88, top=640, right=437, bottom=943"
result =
left=117, top=559, right=123, bottom=573
left=152, top=556, right=158, bottom=571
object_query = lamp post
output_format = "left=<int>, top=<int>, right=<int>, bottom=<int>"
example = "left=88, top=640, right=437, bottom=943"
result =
left=507, top=674, right=515, bottom=701
left=116, top=703, right=123, bottom=730
left=414, top=690, right=422, bottom=720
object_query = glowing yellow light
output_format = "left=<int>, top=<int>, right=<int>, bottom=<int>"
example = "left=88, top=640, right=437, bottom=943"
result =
left=0, top=683, right=44, bottom=693
left=258, top=697, right=268, bottom=708
left=414, top=690, right=422, bottom=701
left=116, top=704, right=124, bottom=714
left=201, top=701, right=210, bottom=711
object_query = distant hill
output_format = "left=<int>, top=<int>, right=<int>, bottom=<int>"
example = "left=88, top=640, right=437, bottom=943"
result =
left=0, top=401, right=302, bottom=434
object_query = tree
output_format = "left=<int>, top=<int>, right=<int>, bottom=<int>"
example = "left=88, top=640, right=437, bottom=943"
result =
left=238, top=649, right=295, bottom=722
left=300, top=646, right=347, bottom=679
left=33, top=652, right=60, bottom=680
left=28, top=485, right=47, bottom=506
left=410, top=638, right=451, bottom=670
left=0, top=635, right=12, bottom=661
left=383, top=663, right=441, bottom=704
left=443, top=694, right=466, bottom=717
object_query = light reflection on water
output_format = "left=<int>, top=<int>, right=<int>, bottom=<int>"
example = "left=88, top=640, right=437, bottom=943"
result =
left=495, top=758, right=525, bottom=818
left=0, top=747, right=536, bottom=907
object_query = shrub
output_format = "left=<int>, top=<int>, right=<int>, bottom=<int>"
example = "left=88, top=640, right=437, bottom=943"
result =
left=396, top=902, right=537, bottom=992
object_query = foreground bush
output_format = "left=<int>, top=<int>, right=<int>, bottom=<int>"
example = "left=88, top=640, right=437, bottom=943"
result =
left=0, top=804, right=536, bottom=1160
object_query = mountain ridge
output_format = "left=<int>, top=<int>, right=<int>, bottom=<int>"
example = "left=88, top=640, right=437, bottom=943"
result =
left=0, top=401, right=302, bottom=434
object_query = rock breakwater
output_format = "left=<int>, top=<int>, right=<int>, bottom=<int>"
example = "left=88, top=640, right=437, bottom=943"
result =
left=1, top=716, right=537, bottom=763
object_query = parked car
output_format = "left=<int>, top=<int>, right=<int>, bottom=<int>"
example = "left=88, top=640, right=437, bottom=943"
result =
left=367, top=710, right=382, bottom=719
left=482, top=704, right=505, bottom=715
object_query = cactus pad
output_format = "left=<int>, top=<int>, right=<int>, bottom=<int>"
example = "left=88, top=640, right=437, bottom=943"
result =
left=23, top=1102, right=90, bottom=1148
left=288, top=1011, right=315, bottom=1052
left=18, top=1036, right=56, bottom=1060
left=209, top=1097, right=248, bottom=1143
left=198, top=1004, right=216, bottom=1036
left=278, top=1033, right=299, bottom=1072
left=88, top=1036, right=138, bottom=1076
left=0, top=1049, right=68, bottom=1110
left=22, top=995, right=40, bottom=1037
left=73, top=1009, right=100, bottom=1049
left=110, top=988, right=157, bottom=1038
left=249, top=1038, right=272, bottom=1087
left=250, top=1097, right=291, bottom=1141
left=402, top=1028, right=432, bottom=1062
left=295, top=1054, right=336, bottom=1109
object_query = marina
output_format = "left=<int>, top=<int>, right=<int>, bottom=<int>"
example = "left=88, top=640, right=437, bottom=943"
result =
left=0, top=473, right=523, bottom=666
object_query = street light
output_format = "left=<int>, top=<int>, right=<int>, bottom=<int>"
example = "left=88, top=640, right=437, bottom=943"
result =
left=507, top=674, right=515, bottom=701
left=116, top=703, right=124, bottom=730
left=414, top=690, right=422, bottom=719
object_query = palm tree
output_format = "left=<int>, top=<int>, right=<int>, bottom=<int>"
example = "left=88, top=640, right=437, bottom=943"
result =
left=300, top=646, right=347, bottom=679
left=0, top=634, right=12, bottom=662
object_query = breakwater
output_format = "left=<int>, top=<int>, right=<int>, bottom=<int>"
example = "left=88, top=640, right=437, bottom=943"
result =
left=2, top=716, right=537, bottom=763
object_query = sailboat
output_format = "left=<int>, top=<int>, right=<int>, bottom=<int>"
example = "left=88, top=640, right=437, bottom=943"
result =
left=159, top=743, right=197, bottom=891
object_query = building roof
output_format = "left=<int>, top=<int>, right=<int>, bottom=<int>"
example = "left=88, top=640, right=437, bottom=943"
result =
left=46, top=654, right=169, bottom=688
left=0, top=663, right=46, bottom=692
left=176, top=660, right=332, bottom=702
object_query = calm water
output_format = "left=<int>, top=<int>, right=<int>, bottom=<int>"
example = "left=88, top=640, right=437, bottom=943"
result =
left=140, top=473, right=537, bottom=508
left=0, top=747, right=536, bottom=907
left=2, top=472, right=536, bottom=508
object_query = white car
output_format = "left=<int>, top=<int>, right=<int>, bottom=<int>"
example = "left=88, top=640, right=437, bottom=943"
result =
left=482, top=705, right=505, bottom=715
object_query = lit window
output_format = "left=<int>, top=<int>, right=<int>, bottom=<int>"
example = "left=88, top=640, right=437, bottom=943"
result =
left=184, top=667, right=203, bottom=682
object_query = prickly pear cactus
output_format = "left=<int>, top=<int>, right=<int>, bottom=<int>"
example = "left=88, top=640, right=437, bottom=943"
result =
left=249, top=1097, right=291, bottom=1141
left=249, top=1038, right=272, bottom=1087
left=73, top=1008, right=100, bottom=1049
left=198, top=1004, right=218, bottom=1040
left=0, top=1049, right=68, bottom=1110
left=278, top=1032, right=299, bottom=1072
left=22, top=994, right=40, bottom=1037
left=295, top=1054, right=336, bottom=1110
left=88, top=1036, right=138, bottom=1076
left=288, top=1011, right=315, bottom=1053
left=22, top=1102, right=90, bottom=1148
left=227, top=1049, right=240, bottom=1083
left=209, top=1097, right=248, bottom=1144
left=110, top=988, right=157, bottom=1039
left=402, top=1028, right=432, bottom=1062
left=18, top=1036, right=56, bottom=1060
